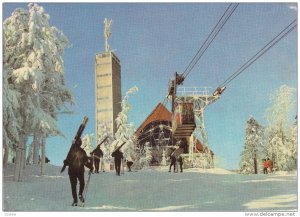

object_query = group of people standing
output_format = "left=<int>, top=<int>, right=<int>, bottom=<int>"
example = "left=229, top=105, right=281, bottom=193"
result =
left=168, top=140, right=186, bottom=173
left=262, top=158, right=273, bottom=174
left=169, top=155, right=183, bottom=173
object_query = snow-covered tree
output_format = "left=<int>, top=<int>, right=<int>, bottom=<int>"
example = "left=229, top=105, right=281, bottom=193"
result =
left=289, top=116, right=298, bottom=168
left=265, top=85, right=296, bottom=171
left=3, top=3, right=73, bottom=181
left=161, top=150, right=167, bottom=166
left=110, top=86, right=138, bottom=162
left=3, top=68, right=22, bottom=168
left=97, top=123, right=113, bottom=165
left=187, top=135, right=214, bottom=169
left=137, top=142, right=152, bottom=169
left=239, top=117, right=264, bottom=174
left=26, top=143, right=34, bottom=165
left=81, top=134, right=95, bottom=157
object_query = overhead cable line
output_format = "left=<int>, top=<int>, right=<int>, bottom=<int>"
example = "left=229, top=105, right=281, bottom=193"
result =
left=182, top=3, right=239, bottom=79
left=219, top=19, right=297, bottom=87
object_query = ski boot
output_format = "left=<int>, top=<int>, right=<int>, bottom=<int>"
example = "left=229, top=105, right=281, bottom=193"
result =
left=79, top=195, right=85, bottom=203
left=72, top=200, right=78, bottom=206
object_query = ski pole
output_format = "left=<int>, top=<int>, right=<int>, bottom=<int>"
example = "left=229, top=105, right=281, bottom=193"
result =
left=81, top=171, right=92, bottom=207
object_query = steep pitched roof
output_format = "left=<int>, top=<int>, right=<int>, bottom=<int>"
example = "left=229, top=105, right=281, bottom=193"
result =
left=135, top=103, right=172, bottom=137
left=135, top=103, right=211, bottom=154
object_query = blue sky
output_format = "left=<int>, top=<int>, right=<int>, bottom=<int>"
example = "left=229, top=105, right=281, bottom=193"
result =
left=3, top=3, right=297, bottom=170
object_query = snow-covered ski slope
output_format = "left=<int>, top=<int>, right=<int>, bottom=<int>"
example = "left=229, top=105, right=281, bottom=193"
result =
left=3, top=164, right=297, bottom=212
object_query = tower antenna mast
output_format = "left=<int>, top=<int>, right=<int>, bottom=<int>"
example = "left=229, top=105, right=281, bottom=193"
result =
left=104, top=18, right=112, bottom=52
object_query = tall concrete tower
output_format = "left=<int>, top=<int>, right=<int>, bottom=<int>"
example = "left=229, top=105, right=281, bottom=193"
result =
left=95, top=19, right=121, bottom=143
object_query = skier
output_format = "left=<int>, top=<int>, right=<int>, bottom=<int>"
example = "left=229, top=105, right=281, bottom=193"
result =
left=90, top=145, right=103, bottom=173
left=111, top=149, right=124, bottom=176
left=169, top=148, right=176, bottom=172
left=126, top=156, right=133, bottom=172
left=267, top=158, right=273, bottom=173
left=168, top=152, right=176, bottom=172
left=262, top=159, right=268, bottom=174
left=63, top=138, right=94, bottom=206
left=178, top=156, right=183, bottom=173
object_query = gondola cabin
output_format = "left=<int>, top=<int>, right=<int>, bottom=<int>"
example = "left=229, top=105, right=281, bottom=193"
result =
left=172, top=102, right=196, bottom=139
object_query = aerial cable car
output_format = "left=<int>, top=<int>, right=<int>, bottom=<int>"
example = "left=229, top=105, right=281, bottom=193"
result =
left=212, top=86, right=226, bottom=96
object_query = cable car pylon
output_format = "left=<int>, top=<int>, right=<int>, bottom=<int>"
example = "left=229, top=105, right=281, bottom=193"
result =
left=180, top=86, right=222, bottom=168
left=167, top=72, right=224, bottom=168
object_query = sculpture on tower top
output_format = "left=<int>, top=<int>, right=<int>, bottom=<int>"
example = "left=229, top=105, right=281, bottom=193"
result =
left=104, top=18, right=112, bottom=52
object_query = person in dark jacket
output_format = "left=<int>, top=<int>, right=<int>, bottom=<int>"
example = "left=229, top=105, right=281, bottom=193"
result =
left=178, top=156, right=183, bottom=173
left=64, top=138, right=93, bottom=206
left=126, top=159, right=133, bottom=172
left=90, top=145, right=103, bottom=173
left=111, top=149, right=123, bottom=176
left=168, top=147, right=176, bottom=172
left=169, top=155, right=176, bottom=172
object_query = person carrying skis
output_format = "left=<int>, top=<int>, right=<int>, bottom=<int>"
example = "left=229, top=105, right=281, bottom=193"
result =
left=168, top=147, right=176, bottom=172
left=90, top=145, right=103, bottom=173
left=63, top=138, right=93, bottom=206
left=111, top=149, right=124, bottom=176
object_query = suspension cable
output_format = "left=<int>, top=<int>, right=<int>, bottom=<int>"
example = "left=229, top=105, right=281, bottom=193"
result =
left=219, top=19, right=297, bottom=87
left=182, top=3, right=239, bottom=79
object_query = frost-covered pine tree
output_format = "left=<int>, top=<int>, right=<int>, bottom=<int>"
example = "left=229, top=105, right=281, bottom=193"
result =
left=110, top=86, right=138, bottom=164
left=239, top=117, right=264, bottom=174
left=265, top=85, right=296, bottom=171
left=97, top=123, right=113, bottom=167
left=3, top=68, right=21, bottom=169
left=26, top=143, right=34, bottom=164
left=3, top=3, right=73, bottom=181
left=81, top=134, right=95, bottom=157
left=138, top=142, right=152, bottom=169
left=161, top=150, right=167, bottom=166
left=289, top=116, right=298, bottom=168
left=193, top=152, right=213, bottom=169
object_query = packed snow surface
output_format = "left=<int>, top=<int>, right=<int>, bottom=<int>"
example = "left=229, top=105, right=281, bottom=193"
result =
left=3, top=164, right=297, bottom=212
